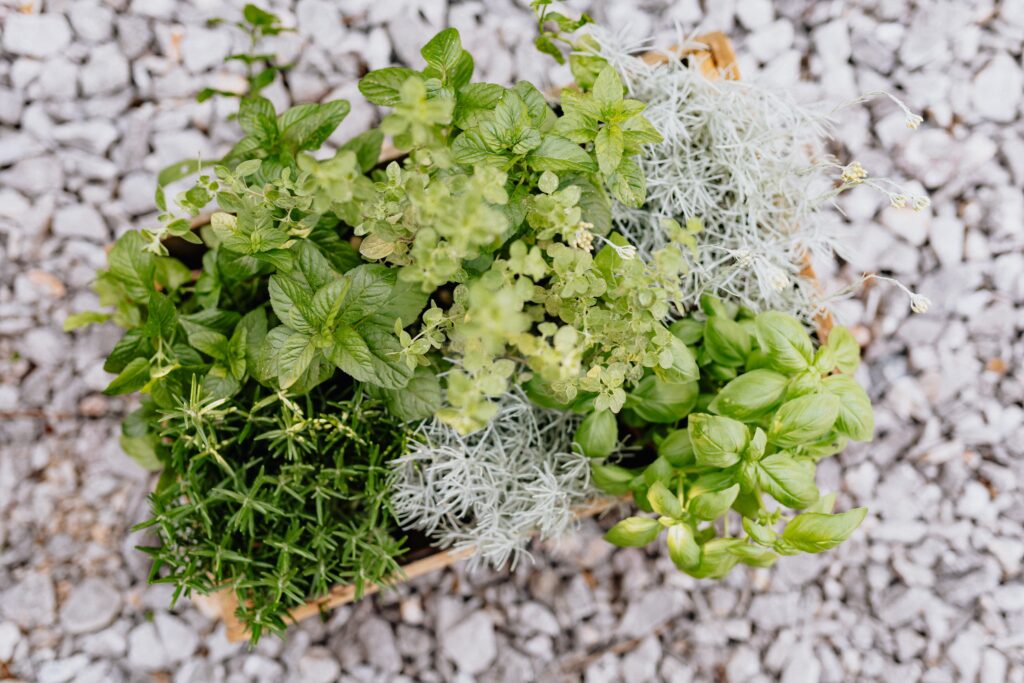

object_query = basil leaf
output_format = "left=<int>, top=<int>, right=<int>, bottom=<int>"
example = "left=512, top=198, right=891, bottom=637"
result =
left=590, top=462, right=636, bottom=496
left=708, top=369, right=788, bottom=420
left=689, top=483, right=740, bottom=521
left=657, top=429, right=695, bottom=468
left=686, top=538, right=741, bottom=579
left=574, top=409, right=618, bottom=458
left=604, top=516, right=661, bottom=547
left=704, top=316, right=751, bottom=367
left=728, top=544, right=777, bottom=567
left=754, top=311, right=813, bottom=373
left=768, top=393, right=841, bottom=447
left=647, top=481, right=682, bottom=519
left=688, top=413, right=748, bottom=468
left=666, top=525, right=701, bottom=570
left=626, top=376, right=698, bottom=423
left=825, top=325, right=861, bottom=374
left=755, top=452, right=819, bottom=509
left=823, top=375, right=874, bottom=441
left=782, top=507, right=868, bottom=553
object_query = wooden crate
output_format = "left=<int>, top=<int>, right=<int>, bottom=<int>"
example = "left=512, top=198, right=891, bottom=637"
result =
left=196, top=31, right=830, bottom=643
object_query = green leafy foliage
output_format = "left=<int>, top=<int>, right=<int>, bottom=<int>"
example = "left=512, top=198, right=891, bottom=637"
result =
left=134, top=382, right=410, bottom=642
left=589, top=303, right=873, bottom=578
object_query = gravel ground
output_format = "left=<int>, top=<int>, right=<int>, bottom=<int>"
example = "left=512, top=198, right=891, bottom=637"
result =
left=2, top=0, right=1023, bottom=681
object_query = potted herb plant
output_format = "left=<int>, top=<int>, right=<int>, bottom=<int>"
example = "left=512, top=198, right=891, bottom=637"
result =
left=68, top=3, right=926, bottom=642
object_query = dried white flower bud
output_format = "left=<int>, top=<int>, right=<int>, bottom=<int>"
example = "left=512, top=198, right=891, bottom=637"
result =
left=841, top=161, right=868, bottom=185
left=910, top=293, right=931, bottom=313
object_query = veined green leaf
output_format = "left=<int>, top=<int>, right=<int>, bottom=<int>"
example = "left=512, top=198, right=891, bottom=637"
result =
left=526, top=135, right=597, bottom=173
left=328, top=324, right=413, bottom=390
left=104, top=357, right=151, bottom=396
left=755, top=452, right=819, bottom=509
left=782, top=507, right=867, bottom=553
left=359, top=67, right=422, bottom=107
left=604, top=516, right=660, bottom=547
left=768, top=393, right=841, bottom=447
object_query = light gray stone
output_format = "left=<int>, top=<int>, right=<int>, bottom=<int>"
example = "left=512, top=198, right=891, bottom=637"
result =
left=0, top=571, right=56, bottom=628
left=37, top=654, right=90, bottom=683
left=298, top=646, right=341, bottom=683
left=155, top=613, right=200, bottom=663
left=442, top=610, right=497, bottom=675
left=60, top=577, right=122, bottom=634
left=127, top=622, right=168, bottom=671
left=182, top=27, right=232, bottom=73
left=617, top=588, right=688, bottom=639
left=971, top=53, right=1023, bottom=123
left=53, top=204, right=108, bottom=242
left=3, top=14, right=72, bottom=58
left=80, top=44, right=131, bottom=96
left=69, top=2, right=115, bottom=42
left=0, top=621, right=21, bottom=662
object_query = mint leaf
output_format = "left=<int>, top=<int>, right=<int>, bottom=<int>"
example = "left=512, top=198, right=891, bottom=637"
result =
left=339, top=129, right=385, bottom=173
left=527, top=135, right=598, bottom=173
left=64, top=311, right=111, bottom=331
left=453, top=83, right=506, bottom=129
left=277, top=329, right=317, bottom=390
left=595, top=124, right=624, bottom=176
left=379, top=367, right=442, bottom=421
left=592, top=65, right=624, bottom=112
left=268, top=274, right=317, bottom=335
left=144, top=291, right=177, bottom=340
left=107, top=231, right=156, bottom=302
left=335, top=265, right=398, bottom=327
left=606, top=157, right=645, bottom=207
left=328, top=324, right=413, bottom=389
left=237, top=95, right=279, bottom=145
left=359, top=67, right=421, bottom=107
left=104, top=357, right=151, bottom=396
left=421, top=28, right=464, bottom=83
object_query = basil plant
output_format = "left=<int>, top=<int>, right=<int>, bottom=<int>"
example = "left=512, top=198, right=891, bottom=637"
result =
left=577, top=299, right=873, bottom=578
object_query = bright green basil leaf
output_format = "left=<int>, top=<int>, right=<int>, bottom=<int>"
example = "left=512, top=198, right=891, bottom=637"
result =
left=688, top=413, right=748, bottom=468
left=755, top=452, right=819, bottom=509
left=359, top=67, right=421, bottom=107
left=574, top=409, right=618, bottom=458
left=658, top=429, right=695, bottom=468
left=807, top=491, right=837, bottom=514
left=689, top=483, right=740, bottom=521
left=742, top=517, right=777, bottom=545
left=666, top=524, right=701, bottom=570
left=685, top=538, right=741, bottom=579
left=826, top=325, right=861, bottom=374
left=755, top=311, right=813, bottom=373
left=708, top=369, right=788, bottom=420
left=657, top=334, right=699, bottom=383
left=782, top=507, right=867, bottom=553
left=104, top=357, right=151, bottom=396
left=670, top=318, right=704, bottom=345
left=328, top=324, right=412, bottom=389
left=647, top=481, right=682, bottom=519
left=590, top=462, right=636, bottom=496
left=728, top=544, right=777, bottom=567
left=704, top=316, right=751, bottom=367
left=782, top=369, right=822, bottom=401
left=823, top=374, right=874, bottom=441
left=768, top=393, right=841, bottom=447
left=626, top=376, right=698, bottom=424
left=604, top=516, right=661, bottom=547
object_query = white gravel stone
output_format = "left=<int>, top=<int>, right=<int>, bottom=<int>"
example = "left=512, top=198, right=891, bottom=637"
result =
left=971, top=52, right=1023, bottom=123
left=80, top=44, right=131, bottom=96
left=746, top=19, right=795, bottom=63
left=69, top=2, right=116, bottom=42
left=0, top=621, right=22, bottom=662
left=37, top=654, right=90, bottom=683
left=182, top=27, right=232, bottom=73
left=53, top=204, right=109, bottom=242
left=37, top=59, right=79, bottom=100
left=442, top=610, right=497, bottom=674
left=617, top=587, right=688, bottom=639
left=127, top=622, right=168, bottom=671
left=59, top=577, right=122, bottom=634
left=298, top=646, right=341, bottom=683
left=155, top=613, right=200, bottom=663
left=735, top=0, right=773, bottom=30
left=0, top=571, right=56, bottom=628
left=3, top=13, right=72, bottom=58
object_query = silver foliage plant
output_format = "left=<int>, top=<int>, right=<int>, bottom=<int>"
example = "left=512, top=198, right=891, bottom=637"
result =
left=592, top=28, right=925, bottom=320
left=389, top=390, right=594, bottom=568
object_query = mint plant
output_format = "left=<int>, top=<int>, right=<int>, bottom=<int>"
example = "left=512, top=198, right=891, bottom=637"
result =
left=586, top=302, right=873, bottom=578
